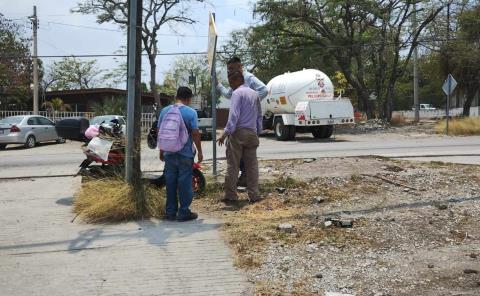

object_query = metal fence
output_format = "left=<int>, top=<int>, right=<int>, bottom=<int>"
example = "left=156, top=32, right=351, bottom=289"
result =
left=0, top=110, right=157, bottom=133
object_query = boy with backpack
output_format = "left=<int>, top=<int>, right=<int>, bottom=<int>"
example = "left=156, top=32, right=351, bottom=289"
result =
left=157, top=86, right=203, bottom=222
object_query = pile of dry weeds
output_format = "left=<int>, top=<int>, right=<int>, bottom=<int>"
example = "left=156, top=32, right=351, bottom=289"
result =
left=74, top=178, right=165, bottom=223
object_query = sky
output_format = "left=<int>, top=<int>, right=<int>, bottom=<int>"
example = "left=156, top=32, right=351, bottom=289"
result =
left=1, top=0, right=258, bottom=88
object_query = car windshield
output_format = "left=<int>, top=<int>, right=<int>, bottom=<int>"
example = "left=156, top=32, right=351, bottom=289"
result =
left=0, top=116, right=24, bottom=125
left=90, top=116, right=116, bottom=125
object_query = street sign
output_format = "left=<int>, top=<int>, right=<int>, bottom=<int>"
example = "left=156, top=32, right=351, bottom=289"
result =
left=442, top=74, right=457, bottom=96
left=207, top=12, right=218, bottom=75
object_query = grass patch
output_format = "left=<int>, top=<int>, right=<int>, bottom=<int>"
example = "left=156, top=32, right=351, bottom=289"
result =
left=435, top=117, right=480, bottom=135
left=73, top=178, right=165, bottom=223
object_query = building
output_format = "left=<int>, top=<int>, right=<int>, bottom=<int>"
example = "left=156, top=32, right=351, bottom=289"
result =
left=44, top=88, right=173, bottom=113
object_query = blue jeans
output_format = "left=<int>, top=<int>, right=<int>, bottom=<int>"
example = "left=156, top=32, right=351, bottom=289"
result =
left=164, top=153, right=193, bottom=219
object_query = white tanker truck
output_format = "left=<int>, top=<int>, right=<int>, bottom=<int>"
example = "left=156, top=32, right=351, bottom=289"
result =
left=261, top=69, right=354, bottom=140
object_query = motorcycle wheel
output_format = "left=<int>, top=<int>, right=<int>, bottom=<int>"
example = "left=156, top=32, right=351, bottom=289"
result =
left=192, top=168, right=206, bottom=195
left=147, top=133, right=157, bottom=149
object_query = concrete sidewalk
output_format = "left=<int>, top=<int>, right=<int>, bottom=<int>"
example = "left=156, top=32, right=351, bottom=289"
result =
left=0, top=177, right=250, bottom=296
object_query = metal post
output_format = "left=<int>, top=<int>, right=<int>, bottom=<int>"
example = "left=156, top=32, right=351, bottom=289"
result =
left=211, top=13, right=217, bottom=178
left=125, top=0, right=142, bottom=184
left=30, top=6, right=39, bottom=115
left=445, top=3, right=450, bottom=136
left=211, top=57, right=217, bottom=177
left=413, top=3, right=419, bottom=123
left=446, top=77, right=450, bottom=135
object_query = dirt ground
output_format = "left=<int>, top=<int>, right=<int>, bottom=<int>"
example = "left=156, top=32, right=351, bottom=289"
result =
left=195, top=154, right=480, bottom=296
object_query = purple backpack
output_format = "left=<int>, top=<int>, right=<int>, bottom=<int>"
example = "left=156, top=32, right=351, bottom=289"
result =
left=157, top=104, right=188, bottom=152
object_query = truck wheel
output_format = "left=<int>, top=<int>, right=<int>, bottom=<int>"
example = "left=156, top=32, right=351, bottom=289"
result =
left=322, top=125, right=334, bottom=138
left=274, top=118, right=292, bottom=141
left=312, top=125, right=334, bottom=139
left=311, top=127, right=323, bottom=138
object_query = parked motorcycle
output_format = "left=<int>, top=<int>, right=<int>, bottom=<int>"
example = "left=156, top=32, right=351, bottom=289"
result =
left=55, top=109, right=206, bottom=194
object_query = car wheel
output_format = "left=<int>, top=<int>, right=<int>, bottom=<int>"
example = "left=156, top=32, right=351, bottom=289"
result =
left=0, top=144, right=6, bottom=150
left=25, top=135, right=36, bottom=148
left=56, top=137, right=66, bottom=144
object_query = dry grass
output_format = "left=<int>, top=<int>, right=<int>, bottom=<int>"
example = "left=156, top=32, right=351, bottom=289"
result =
left=73, top=178, right=165, bottom=223
left=195, top=176, right=370, bottom=271
left=435, top=117, right=480, bottom=135
left=390, top=113, right=407, bottom=126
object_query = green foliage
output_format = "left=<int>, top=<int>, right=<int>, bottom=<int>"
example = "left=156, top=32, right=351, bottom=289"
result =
left=91, top=96, right=126, bottom=116
left=164, top=55, right=214, bottom=108
left=447, top=3, right=480, bottom=115
left=0, top=14, right=33, bottom=110
left=42, top=97, right=72, bottom=112
left=157, top=73, right=177, bottom=96
left=46, top=57, right=102, bottom=90
left=332, top=71, right=348, bottom=96
left=252, top=0, right=445, bottom=119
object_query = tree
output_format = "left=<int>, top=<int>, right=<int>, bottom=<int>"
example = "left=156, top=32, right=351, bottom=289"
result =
left=73, top=0, right=205, bottom=106
left=255, top=0, right=445, bottom=119
left=0, top=14, right=33, bottom=110
left=45, top=57, right=102, bottom=90
left=219, top=25, right=338, bottom=86
left=91, top=96, right=126, bottom=115
left=157, top=73, right=177, bottom=96
left=42, top=97, right=72, bottom=112
left=166, top=55, right=212, bottom=107
left=448, top=3, right=480, bottom=116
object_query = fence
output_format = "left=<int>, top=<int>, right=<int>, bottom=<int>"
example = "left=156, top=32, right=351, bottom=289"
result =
left=0, top=111, right=157, bottom=133
left=393, top=107, right=479, bottom=119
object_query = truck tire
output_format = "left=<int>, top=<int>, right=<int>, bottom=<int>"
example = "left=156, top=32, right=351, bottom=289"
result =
left=322, top=125, right=334, bottom=138
left=312, top=125, right=334, bottom=139
left=274, top=118, right=294, bottom=141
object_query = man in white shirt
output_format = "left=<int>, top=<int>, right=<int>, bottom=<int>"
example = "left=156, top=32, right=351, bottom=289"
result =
left=217, top=57, right=268, bottom=100
left=217, top=57, right=268, bottom=187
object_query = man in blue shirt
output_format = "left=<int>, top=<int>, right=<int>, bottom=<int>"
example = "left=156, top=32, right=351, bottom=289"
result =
left=158, top=87, right=203, bottom=222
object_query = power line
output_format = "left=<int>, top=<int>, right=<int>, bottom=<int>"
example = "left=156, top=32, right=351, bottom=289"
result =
left=45, top=21, right=229, bottom=38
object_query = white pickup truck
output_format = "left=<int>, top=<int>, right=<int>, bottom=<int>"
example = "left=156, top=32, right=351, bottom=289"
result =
left=196, top=110, right=213, bottom=140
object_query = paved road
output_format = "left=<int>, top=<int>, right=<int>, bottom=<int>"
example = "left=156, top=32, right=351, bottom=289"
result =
left=0, top=177, right=250, bottom=295
left=0, top=133, right=479, bottom=178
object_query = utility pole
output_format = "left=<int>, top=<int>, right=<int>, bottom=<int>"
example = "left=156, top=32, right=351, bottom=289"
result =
left=445, top=2, right=451, bottom=135
left=29, top=6, right=39, bottom=114
left=413, top=3, right=420, bottom=123
left=125, top=0, right=143, bottom=209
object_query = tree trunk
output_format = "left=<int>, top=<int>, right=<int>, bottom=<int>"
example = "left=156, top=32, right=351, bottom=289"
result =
left=149, top=55, right=160, bottom=106
left=462, top=85, right=476, bottom=116
left=383, top=84, right=395, bottom=121
left=358, top=90, right=373, bottom=119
